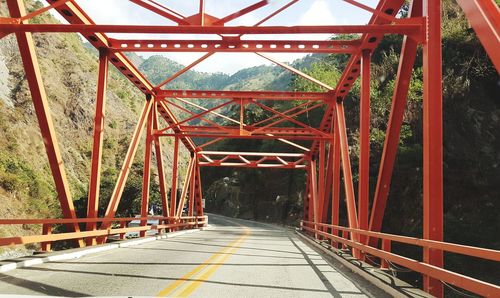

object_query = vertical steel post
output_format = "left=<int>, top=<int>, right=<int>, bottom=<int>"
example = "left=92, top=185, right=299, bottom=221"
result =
left=358, top=49, right=371, bottom=249
left=318, top=140, right=326, bottom=226
left=140, top=98, right=154, bottom=237
left=423, top=0, right=444, bottom=296
left=331, top=119, right=341, bottom=248
left=188, top=158, right=196, bottom=217
left=334, top=102, right=359, bottom=231
left=152, top=102, right=169, bottom=218
left=100, top=99, right=153, bottom=242
left=369, top=0, right=421, bottom=243
left=194, top=162, right=204, bottom=217
left=86, top=48, right=108, bottom=246
left=322, top=142, right=333, bottom=224
left=177, top=157, right=195, bottom=217
left=7, top=0, right=82, bottom=246
left=304, top=165, right=311, bottom=222
left=310, top=159, right=318, bottom=238
left=170, top=136, right=179, bottom=217
left=41, top=224, right=52, bottom=252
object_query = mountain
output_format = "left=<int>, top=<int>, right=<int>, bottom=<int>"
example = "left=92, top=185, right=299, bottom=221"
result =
left=127, top=53, right=318, bottom=92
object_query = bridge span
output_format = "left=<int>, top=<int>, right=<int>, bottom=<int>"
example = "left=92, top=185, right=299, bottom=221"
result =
left=0, top=214, right=415, bottom=298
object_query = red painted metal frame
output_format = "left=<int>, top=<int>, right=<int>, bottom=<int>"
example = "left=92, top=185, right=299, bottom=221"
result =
left=369, top=0, right=421, bottom=244
left=198, top=151, right=307, bottom=169
left=358, top=50, right=371, bottom=249
left=110, top=39, right=361, bottom=54
left=86, top=48, right=109, bottom=246
left=0, top=23, right=424, bottom=35
left=422, top=0, right=444, bottom=295
left=1, top=0, right=499, bottom=297
left=455, top=0, right=500, bottom=72
left=157, top=90, right=330, bottom=101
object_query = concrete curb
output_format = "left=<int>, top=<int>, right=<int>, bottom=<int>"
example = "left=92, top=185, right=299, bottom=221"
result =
left=0, top=226, right=212, bottom=274
left=295, top=229, right=432, bottom=298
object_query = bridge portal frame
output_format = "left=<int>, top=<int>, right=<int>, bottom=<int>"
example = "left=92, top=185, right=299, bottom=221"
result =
left=0, top=0, right=499, bottom=297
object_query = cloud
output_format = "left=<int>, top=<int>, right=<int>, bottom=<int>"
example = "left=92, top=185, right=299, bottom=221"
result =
left=298, top=0, right=335, bottom=25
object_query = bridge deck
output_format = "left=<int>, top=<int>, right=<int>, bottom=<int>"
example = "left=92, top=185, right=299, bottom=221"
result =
left=0, top=215, right=371, bottom=297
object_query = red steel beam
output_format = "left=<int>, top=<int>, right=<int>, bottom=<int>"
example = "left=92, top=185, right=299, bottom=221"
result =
left=140, top=103, right=154, bottom=237
left=213, top=0, right=269, bottom=25
left=6, top=0, right=82, bottom=246
left=157, top=99, right=236, bottom=133
left=43, top=0, right=197, bottom=154
left=198, top=151, right=305, bottom=158
left=0, top=23, right=424, bottom=35
left=256, top=53, right=334, bottom=91
left=369, top=0, right=421, bottom=242
left=199, top=161, right=306, bottom=169
left=341, top=0, right=398, bottom=22
left=322, top=141, right=333, bottom=224
left=170, top=136, right=179, bottom=217
left=188, top=161, right=196, bottom=216
left=100, top=99, right=153, bottom=237
left=331, top=119, right=341, bottom=247
left=334, top=102, right=359, bottom=231
left=311, top=0, right=408, bottom=156
left=110, top=39, right=361, bottom=54
left=17, top=0, right=73, bottom=22
left=251, top=101, right=329, bottom=137
left=158, top=90, right=329, bottom=101
left=194, top=163, right=204, bottom=216
left=155, top=52, right=214, bottom=89
left=358, top=49, right=371, bottom=248
left=174, top=126, right=324, bottom=136
left=176, top=157, right=195, bottom=217
left=456, top=0, right=500, bottom=72
left=422, top=0, right=444, bottom=296
left=156, top=101, right=196, bottom=152
left=153, top=103, right=169, bottom=217
left=310, top=159, right=318, bottom=232
left=86, top=49, right=109, bottom=246
left=162, top=99, right=233, bottom=134
left=129, top=0, right=190, bottom=25
left=159, top=133, right=328, bottom=141
left=317, top=141, right=326, bottom=226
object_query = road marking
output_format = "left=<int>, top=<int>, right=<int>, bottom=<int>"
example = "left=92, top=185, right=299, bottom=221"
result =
left=174, top=230, right=250, bottom=297
left=156, top=227, right=250, bottom=297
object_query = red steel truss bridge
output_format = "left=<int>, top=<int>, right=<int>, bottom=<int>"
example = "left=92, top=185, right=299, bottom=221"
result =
left=0, top=0, right=499, bottom=297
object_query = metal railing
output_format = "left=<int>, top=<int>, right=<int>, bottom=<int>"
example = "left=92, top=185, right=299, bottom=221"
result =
left=0, top=216, right=207, bottom=250
left=301, top=220, right=500, bottom=297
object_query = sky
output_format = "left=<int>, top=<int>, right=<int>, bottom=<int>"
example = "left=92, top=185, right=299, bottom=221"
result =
left=48, top=0, right=380, bottom=74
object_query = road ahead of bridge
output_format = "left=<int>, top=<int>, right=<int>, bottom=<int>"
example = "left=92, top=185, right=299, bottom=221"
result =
left=0, top=214, right=373, bottom=297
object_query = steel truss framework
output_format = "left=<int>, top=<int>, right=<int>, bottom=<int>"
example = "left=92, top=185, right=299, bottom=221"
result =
left=0, top=0, right=499, bottom=297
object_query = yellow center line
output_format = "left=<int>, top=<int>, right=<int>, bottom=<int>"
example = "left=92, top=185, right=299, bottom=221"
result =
left=174, top=230, right=250, bottom=297
left=156, top=227, right=251, bottom=297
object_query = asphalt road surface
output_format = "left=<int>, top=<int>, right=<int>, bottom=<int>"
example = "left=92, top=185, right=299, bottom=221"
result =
left=0, top=214, right=369, bottom=297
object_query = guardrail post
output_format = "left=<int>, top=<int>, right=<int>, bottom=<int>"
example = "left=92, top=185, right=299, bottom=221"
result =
left=41, top=223, right=52, bottom=252
left=119, top=221, right=126, bottom=240
left=380, top=239, right=391, bottom=270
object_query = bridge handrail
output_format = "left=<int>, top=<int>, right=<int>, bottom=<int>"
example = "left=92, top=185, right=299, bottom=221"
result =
left=301, top=221, right=500, bottom=297
left=0, top=216, right=208, bottom=247
left=0, top=216, right=204, bottom=225
left=301, top=220, right=500, bottom=262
